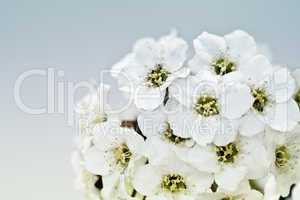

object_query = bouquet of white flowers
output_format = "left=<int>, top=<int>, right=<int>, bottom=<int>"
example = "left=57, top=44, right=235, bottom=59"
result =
left=72, top=30, right=300, bottom=200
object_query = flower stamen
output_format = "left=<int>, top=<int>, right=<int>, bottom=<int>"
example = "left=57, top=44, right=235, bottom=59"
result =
left=163, top=122, right=187, bottom=144
left=294, top=89, right=300, bottom=108
left=114, top=143, right=132, bottom=168
left=275, top=145, right=290, bottom=168
left=194, top=95, right=219, bottom=117
left=221, top=197, right=234, bottom=200
left=91, top=114, right=107, bottom=125
left=215, top=143, right=239, bottom=164
left=146, top=64, right=170, bottom=88
left=212, top=57, right=236, bottom=75
left=252, top=88, right=269, bottom=113
left=161, top=174, right=187, bottom=193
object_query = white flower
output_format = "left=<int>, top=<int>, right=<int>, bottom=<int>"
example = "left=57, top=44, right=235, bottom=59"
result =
left=99, top=158, right=149, bottom=200
left=76, top=85, right=113, bottom=151
left=197, top=181, right=263, bottom=200
left=111, top=53, right=135, bottom=79
left=112, top=31, right=190, bottom=110
left=72, top=151, right=102, bottom=200
left=83, top=123, right=145, bottom=176
left=132, top=155, right=213, bottom=200
left=189, top=30, right=272, bottom=82
left=169, top=71, right=253, bottom=146
left=137, top=106, right=195, bottom=164
left=120, top=158, right=149, bottom=200
left=265, top=126, right=300, bottom=197
left=118, top=102, right=141, bottom=123
left=183, top=135, right=269, bottom=191
left=73, top=30, right=300, bottom=200
left=101, top=172, right=126, bottom=200
left=240, top=67, right=300, bottom=136
left=72, top=149, right=130, bottom=200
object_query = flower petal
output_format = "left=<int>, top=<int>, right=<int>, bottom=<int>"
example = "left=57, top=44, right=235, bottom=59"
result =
left=197, top=193, right=221, bottom=200
left=224, top=30, right=257, bottom=62
left=188, top=54, right=212, bottom=74
left=101, top=172, right=121, bottom=199
left=132, top=165, right=161, bottom=196
left=239, top=112, right=265, bottom=137
left=194, top=32, right=226, bottom=57
left=264, top=175, right=281, bottom=200
left=213, top=118, right=238, bottom=146
left=220, top=83, right=253, bottom=119
left=148, top=195, right=169, bottom=200
left=222, top=71, right=246, bottom=83
left=133, top=38, right=159, bottom=67
left=187, top=170, right=214, bottom=194
left=215, top=165, right=247, bottom=191
left=135, top=86, right=165, bottom=110
left=176, top=194, right=195, bottom=200
left=184, top=145, right=219, bottom=173
left=266, top=99, right=300, bottom=132
left=143, top=136, right=171, bottom=165
left=169, top=77, right=195, bottom=109
left=268, top=67, right=296, bottom=103
left=191, top=117, right=217, bottom=146
left=118, top=62, right=147, bottom=93
left=160, top=67, right=190, bottom=90
left=239, top=136, right=269, bottom=179
left=111, top=53, right=134, bottom=78
left=137, top=109, right=166, bottom=138
left=84, top=146, right=112, bottom=175
left=240, top=55, right=273, bottom=82
left=124, top=129, right=145, bottom=155
left=93, top=122, right=125, bottom=150
left=159, top=32, right=188, bottom=72
left=245, top=190, right=264, bottom=200
left=166, top=100, right=195, bottom=138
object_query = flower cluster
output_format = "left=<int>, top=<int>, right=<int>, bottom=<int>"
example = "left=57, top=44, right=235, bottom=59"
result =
left=72, top=30, right=300, bottom=200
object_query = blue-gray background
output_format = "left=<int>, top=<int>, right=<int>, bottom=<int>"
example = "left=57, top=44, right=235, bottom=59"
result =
left=1, top=0, right=299, bottom=199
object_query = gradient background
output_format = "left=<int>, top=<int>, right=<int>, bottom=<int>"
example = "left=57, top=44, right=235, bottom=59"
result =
left=1, top=0, right=300, bottom=199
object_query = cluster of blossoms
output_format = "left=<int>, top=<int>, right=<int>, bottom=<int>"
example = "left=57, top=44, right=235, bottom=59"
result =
left=72, top=30, right=300, bottom=200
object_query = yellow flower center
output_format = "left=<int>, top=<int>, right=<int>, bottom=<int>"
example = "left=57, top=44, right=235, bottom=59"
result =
left=163, top=122, right=188, bottom=144
left=252, top=88, right=269, bottom=113
left=194, top=95, right=219, bottom=117
left=146, top=64, right=170, bottom=88
left=275, top=145, right=290, bottom=168
left=215, top=143, right=240, bottom=164
left=114, top=143, right=132, bottom=168
left=161, top=174, right=187, bottom=193
left=91, top=114, right=107, bottom=125
left=212, top=57, right=236, bottom=75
